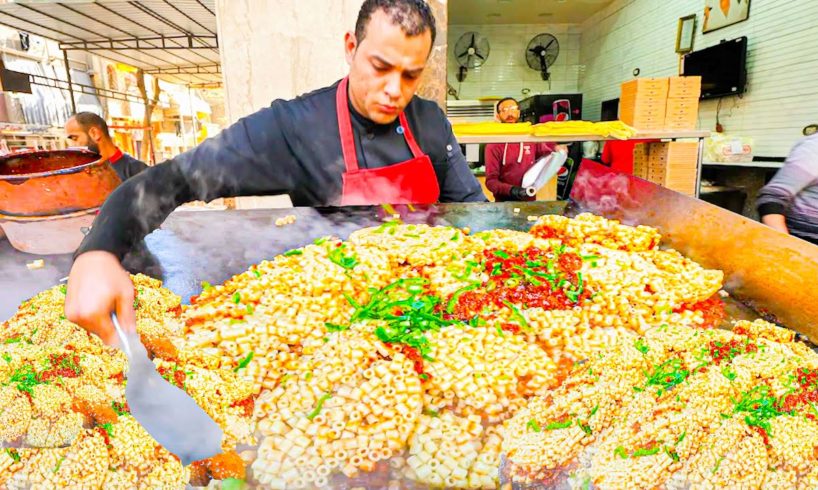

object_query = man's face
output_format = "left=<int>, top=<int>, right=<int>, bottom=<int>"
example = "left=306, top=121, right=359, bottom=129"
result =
left=497, top=100, right=520, bottom=124
left=65, top=118, right=101, bottom=154
left=345, top=10, right=432, bottom=125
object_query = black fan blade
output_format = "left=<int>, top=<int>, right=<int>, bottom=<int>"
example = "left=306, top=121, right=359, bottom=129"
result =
left=470, top=33, right=476, bottom=50
left=528, top=47, right=541, bottom=54
left=474, top=53, right=485, bottom=61
left=544, top=39, right=556, bottom=52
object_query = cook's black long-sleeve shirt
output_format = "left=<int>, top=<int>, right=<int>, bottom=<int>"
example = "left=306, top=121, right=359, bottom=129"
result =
left=77, top=80, right=486, bottom=260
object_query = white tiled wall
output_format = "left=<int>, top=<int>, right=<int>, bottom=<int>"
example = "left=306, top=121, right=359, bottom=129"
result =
left=448, top=24, right=582, bottom=100
left=580, top=0, right=818, bottom=157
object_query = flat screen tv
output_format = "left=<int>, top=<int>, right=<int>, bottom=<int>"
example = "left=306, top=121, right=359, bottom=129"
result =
left=682, top=36, right=747, bottom=99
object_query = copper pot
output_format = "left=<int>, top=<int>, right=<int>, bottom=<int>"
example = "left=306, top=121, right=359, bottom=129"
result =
left=0, top=149, right=121, bottom=217
left=0, top=207, right=98, bottom=255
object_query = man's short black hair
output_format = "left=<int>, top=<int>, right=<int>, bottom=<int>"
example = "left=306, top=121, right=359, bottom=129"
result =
left=355, top=0, right=437, bottom=45
left=72, top=112, right=111, bottom=138
left=496, top=97, right=519, bottom=114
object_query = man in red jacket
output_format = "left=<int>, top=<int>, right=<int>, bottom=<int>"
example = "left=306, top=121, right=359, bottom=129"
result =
left=484, top=97, right=556, bottom=201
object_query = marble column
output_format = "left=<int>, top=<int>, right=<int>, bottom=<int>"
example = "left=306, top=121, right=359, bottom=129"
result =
left=216, top=0, right=448, bottom=123
left=416, top=0, right=447, bottom=110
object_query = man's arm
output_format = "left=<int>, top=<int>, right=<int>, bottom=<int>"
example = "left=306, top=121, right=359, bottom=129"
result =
left=438, top=120, right=487, bottom=203
left=124, top=155, right=149, bottom=179
left=757, top=137, right=818, bottom=232
left=484, top=144, right=512, bottom=199
left=78, top=102, right=301, bottom=260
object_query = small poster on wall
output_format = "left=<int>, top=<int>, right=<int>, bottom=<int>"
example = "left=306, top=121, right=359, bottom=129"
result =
left=703, top=0, right=750, bottom=33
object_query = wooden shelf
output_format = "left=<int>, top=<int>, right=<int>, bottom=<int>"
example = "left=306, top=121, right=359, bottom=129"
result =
left=703, top=160, right=783, bottom=169
left=455, top=130, right=709, bottom=144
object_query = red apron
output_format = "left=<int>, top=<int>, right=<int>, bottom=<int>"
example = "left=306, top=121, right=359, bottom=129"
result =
left=336, top=77, right=440, bottom=206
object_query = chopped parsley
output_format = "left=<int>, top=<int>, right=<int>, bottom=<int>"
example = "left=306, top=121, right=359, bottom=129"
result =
left=234, top=352, right=255, bottom=372
left=526, top=419, right=542, bottom=432
left=306, top=393, right=331, bottom=420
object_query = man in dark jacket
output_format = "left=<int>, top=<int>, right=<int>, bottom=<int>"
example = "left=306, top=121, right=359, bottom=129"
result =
left=65, top=112, right=148, bottom=181
left=65, top=0, right=486, bottom=344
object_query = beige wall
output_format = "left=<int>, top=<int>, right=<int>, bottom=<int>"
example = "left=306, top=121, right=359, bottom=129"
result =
left=216, top=0, right=447, bottom=123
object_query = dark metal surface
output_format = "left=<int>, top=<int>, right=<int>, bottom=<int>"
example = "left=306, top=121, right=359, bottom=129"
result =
left=0, top=202, right=567, bottom=322
left=570, top=160, right=818, bottom=342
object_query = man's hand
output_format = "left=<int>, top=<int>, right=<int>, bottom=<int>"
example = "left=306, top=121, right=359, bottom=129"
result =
left=510, top=186, right=529, bottom=200
left=65, top=251, right=136, bottom=345
left=761, top=213, right=789, bottom=235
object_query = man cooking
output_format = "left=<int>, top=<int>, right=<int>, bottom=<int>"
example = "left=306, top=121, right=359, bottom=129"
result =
left=65, top=0, right=486, bottom=344
left=484, top=97, right=558, bottom=201
left=757, top=132, right=818, bottom=244
left=65, top=112, right=148, bottom=181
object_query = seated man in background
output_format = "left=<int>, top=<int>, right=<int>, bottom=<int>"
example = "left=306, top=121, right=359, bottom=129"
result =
left=484, top=97, right=557, bottom=201
left=65, top=112, right=148, bottom=181
left=757, top=132, right=818, bottom=245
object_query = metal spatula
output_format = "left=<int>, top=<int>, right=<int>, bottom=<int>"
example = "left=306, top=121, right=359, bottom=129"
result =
left=111, top=313, right=224, bottom=466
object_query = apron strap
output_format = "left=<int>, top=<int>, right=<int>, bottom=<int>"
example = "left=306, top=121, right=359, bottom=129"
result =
left=337, top=77, right=427, bottom=171
left=399, top=111, right=425, bottom=159
left=336, top=77, right=359, bottom=172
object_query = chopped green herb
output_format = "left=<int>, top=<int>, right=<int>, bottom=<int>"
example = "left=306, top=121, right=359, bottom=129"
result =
left=8, top=364, right=45, bottom=395
left=502, top=300, right=530, bottom=331
left=53, top=456, right=65, bottom=473
left=221, top=478, right=247, bottom=490
left=305, top=372, right=313, bottom=381
left=328, top=244, right=359, bottom=270
left=232, top=292, right=241, bottom=304
left=234, top=352, right=254, bottom=372
left=246, top=304, right=255, bottom=315
left=423, top=409, right=439, bottom=417
left=450, top=232, right=460, bottom=241
left=447, top=284, right=479, bottom=313
left=545, top=419, right=573, bottom=430
left=614, top=446, right=629, bottom=459
left=201, top=281, right=213, bottom=291
left=5, top=448, right=20, bottom=462
left=493, top=250, right=510, bottom=259
left=590, top=404, right=599, bottom=416
left=712, top=456, right=724, bottom=474
left=577, top=420, right=592, bottom=436
left=111, top=401, right=129, bottom=416
left=419, top=373, right=430, bottom=381
left=526, top=419, right=542, bottom=432
left=664, top=446, right=680, bottom=462
left=644, top=358, right=690, bottom=392
left=581, top=255, right=600, bottom=261
left=307, top=393, right=331, bottom=420
left=283, top=249, right=303, bottom=257
left=100, top=423, right=114, bottom=438
left=2, top=353, right=11, bottom=363
left=677, top=431, right=686, bottom=444
left=721, top=366, right=737, bottom=381
left=632, top=445, right=660, bottom=458
left=4, top=337, right=21, bottom=344
left=59, top=284, right=67, bottom=295
left=634, top=338, right=650, bottom=355
left=314, top=237, right=328, bottom=245
left=325, top=323, right=349, bottom=332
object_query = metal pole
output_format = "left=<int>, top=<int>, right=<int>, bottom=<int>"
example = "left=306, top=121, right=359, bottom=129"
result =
left=62, top=49, right=76, bottom=113
left=188, top=85, right=199, bottom=147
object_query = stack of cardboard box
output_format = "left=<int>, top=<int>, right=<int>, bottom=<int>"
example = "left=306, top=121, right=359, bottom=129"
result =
left=619, top=78, right=669, bottom=132
left=632, top=141, right=700, bottom=196
left=619, top=76, right=702, bottom=132
left=665, top=76, right=702, bottom=131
